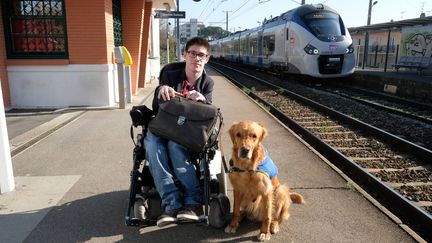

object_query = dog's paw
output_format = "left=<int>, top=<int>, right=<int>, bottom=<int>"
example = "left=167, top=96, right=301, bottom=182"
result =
left=270, top=222, right=280, bottom=234
left=257, top=232, right=271, bottom=241
left=224, top=224, right=237, bottom=233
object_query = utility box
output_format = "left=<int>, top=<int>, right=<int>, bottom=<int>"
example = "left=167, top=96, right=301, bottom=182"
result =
left=114, top=46, right=133, bottom=109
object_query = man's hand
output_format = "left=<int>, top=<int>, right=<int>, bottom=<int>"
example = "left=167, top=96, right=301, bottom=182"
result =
left=186, top=90, right=206, bottom=102
left=157, top=85, right=181, bottom=101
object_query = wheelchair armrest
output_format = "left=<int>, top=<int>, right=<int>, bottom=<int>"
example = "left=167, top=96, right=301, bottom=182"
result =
left=130, top=105, right=155, bottom=127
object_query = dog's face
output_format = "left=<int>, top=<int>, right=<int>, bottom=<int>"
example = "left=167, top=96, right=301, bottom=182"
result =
left=229, top=120, right=267, bottom=161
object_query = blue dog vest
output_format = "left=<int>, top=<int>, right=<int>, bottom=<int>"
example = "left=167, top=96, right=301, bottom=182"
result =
left=257, top=149, right=278, bottom=179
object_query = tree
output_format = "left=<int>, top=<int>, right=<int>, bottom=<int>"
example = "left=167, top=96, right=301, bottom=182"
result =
left=198, top=26, right=230, bottom=40
left=159, top=20, right=176, bottom=64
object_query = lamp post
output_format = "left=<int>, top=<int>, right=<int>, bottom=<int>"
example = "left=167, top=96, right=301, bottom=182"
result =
left=176, top=0, right=180, bottom=61
left=176, top=0, right=201, bottom=61
left=167, top=21, right=170, bottom=64
left=223, top=11, right=231, bottom=31
left=362, top=0, right=378, bottom=69
left=163, top=3, right=171, bottom=64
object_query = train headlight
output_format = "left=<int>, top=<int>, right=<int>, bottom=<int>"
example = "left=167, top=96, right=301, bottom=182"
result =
left=345, top=44, right=354, bottom=54
left=304, top=44, right=319, bottom=55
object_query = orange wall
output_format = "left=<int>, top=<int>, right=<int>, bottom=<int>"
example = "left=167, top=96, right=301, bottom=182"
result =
left=105, top=0, right=115, bottom=64
left=121, top=0, right=145, bottom=94
left=0, top=3, right=11, bottom=107
left=66, top=0, right=111, bottom=64
left=138, top=1, right=153, bottom=88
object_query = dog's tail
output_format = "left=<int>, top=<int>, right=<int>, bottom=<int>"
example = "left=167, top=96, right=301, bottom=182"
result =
left=290, top=192, right=305, bottom=204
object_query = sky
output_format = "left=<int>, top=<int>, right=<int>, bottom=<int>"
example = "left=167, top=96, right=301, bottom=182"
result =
left=175, top=0, right=431, bottom=31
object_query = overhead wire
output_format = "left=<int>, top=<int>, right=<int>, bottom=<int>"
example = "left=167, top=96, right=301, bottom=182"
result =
left=228, top=2, right=261, bottom=23
left=203, top=0, right=228, bottom=23
left=231, top=0, right=252, bottom=15
left=198, top=0, right=215, bottom=19
left=288, top=0, right=301, bottom=5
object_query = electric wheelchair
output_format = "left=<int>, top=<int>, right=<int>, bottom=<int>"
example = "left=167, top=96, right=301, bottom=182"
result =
left=125, top=63, right=231, bottom=228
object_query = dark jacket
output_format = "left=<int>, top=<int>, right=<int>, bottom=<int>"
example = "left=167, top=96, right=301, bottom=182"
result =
left=152, top=62, right=214, bottom=113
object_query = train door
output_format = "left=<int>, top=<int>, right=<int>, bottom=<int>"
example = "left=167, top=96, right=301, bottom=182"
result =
left=237, top=34, right=242, bottom=62
left=246, top=34, right=250, bottom=64
left=262, top=33, right=275, bottom=68
left=258, top=29, right=263, bottom=66
left=285, top=22, right=293, bottom=62
left=249, top=32, right=258, bottom=65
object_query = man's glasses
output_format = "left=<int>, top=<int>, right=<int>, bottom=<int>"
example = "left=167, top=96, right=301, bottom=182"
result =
left=186, top=51, right=208, bottom=60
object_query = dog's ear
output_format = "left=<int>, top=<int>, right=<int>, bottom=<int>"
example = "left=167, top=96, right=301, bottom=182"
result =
left=258, top=121, right=267, bottom=141
left=229, top=122, right=239, bottom=142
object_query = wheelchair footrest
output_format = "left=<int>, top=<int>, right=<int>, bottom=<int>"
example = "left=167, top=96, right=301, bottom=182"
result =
left=125, top=217, right=157, bottom=227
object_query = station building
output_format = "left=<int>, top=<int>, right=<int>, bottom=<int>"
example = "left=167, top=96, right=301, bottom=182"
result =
left=0, top=0, right=176, bottom=109
left=349, top=15, right=432, bottom=70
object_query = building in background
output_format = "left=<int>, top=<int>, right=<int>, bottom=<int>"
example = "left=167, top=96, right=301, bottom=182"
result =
left=0, top=0, right=175, bottom=109
left=178, top=18, right=205, bottom=52
left=349, top=15, right=432, bottom=70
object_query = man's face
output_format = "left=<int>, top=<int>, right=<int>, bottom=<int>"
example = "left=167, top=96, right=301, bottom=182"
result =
left=183, top=44, right=209, bottom=74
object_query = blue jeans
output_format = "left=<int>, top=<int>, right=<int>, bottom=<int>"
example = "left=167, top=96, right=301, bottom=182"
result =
left=144, top=130, right=201, bottom=212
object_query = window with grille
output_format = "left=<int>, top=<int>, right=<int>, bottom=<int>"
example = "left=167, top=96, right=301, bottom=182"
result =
left=1, top=0, right=68, bottom=58
left=112, top=0, right=123, bottom=47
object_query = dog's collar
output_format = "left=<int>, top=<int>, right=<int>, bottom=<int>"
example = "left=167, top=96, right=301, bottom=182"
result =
left=228, top=158, right=270, bottom=178
left=229, top=166, right=253, bottom=173
left=229, top=159, right=252, bottom=173
left=228, top=166, right=270, bottom=178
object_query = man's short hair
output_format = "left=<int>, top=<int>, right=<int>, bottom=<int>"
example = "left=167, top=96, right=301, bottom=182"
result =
left=185, top=37, right=210, bottom=54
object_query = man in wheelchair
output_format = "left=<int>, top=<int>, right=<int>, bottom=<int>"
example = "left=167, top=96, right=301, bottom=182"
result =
left=144, top=37, right=214, bottom=227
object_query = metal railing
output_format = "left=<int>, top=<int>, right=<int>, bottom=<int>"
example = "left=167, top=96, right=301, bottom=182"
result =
left=355, top=44, right=399, bottom=71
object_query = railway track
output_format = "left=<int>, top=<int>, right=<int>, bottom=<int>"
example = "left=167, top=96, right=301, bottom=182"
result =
left=208, top=62, right=432, bottom=241
left=212, top=61, right=432, bottom=151
left=318, top=84, right=432, bottom=125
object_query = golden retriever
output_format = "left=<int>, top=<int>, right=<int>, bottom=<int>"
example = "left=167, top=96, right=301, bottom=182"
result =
left=225, top=120, right=304, bottom=241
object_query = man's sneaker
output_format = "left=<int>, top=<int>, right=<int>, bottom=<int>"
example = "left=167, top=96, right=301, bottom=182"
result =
left=156, top=209, right=179, bottom=227
left=177, top=205, right=203, bottom=222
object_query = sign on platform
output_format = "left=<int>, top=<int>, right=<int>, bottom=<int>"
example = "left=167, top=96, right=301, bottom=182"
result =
left=154, top=10, right=185, bottom=19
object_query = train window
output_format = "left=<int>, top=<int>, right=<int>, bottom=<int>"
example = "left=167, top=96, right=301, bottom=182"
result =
left=250, top=37, right=258, bottom=56
left=240, top=39, right=247, bottom=55
left=233, top=39, right=239, bottom=53
left=303, top=12, right=342, bottom=37
left=227, top=41, right=233, bottom=53
left=286, top=29, right=289, bottom=41
left=222, top=43, right=229, bottom=55
left=263, top=35, right=275, bottom=56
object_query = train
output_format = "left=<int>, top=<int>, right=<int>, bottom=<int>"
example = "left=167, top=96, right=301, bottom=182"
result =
left=209, top=4, right=355, bottom=78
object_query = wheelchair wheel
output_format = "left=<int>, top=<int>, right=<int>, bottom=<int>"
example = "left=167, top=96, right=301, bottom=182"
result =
left=209, top=194, right=231, bottom=228
left=133, top=198, right=146, bottom=220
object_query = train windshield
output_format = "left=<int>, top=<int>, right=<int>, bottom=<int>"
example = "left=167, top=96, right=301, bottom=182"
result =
left=302, top=12, right=342, bottom=38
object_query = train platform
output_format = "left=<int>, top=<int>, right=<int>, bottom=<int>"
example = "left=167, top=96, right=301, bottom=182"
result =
left=1, top=68, right=421, bottom=242
left=347, top=68, right=432, bottom=102
left=354, top=68, right=432, bottom=81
